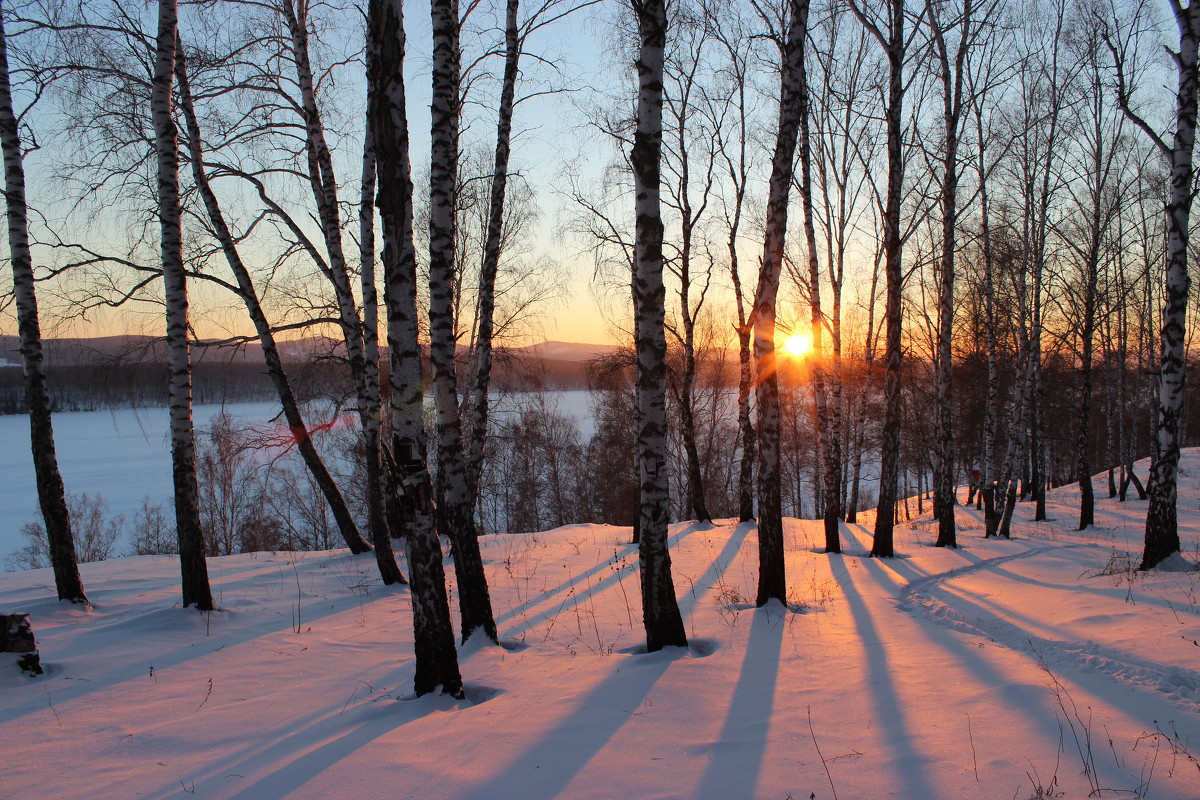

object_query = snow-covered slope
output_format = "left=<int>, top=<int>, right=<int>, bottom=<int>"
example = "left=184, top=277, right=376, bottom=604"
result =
left=2, top=455, right=1199, bottom=799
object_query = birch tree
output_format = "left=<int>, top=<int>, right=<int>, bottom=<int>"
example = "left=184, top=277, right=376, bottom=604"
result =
left=153, top=0, right=212, bottom=610
left=172, top=41, right=375, bottom=564
left=810, top=9, right=883, bottom=525
left=630, top=0, right=687, bottom=649
left=464, top=0, right=521, bottom=502
left=430, top=0, right=497, bottom=643
left=369, top=0, right=463, bottom=696
left=795, top=15, right=840, bottom=553
left=704, top=0, right=755, bottom=522
left=924, top=0, right=983, bottom=548
left=1059, top=24, right=1127, bottom=532
left=0, top=1, right=87, bottom=604
left=1018, top=0, right=1072, bottom=524
left=463, top=0, right=597, bottom=504
left=661, top=5, right=716, bottom=523
left=1109, top=0, right=1200, bottom=569
left=274, top=0, right=399, bottom=573
left=849, top=0, right=915, bottom=558
left=751, top=0, right=808, bottom=604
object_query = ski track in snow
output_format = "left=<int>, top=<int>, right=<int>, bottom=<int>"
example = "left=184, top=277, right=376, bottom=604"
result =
left=896, top=541, right=1200, bottom=716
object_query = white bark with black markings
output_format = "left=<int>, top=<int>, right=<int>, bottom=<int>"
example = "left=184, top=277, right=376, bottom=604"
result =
left=630, top=0, right=687, bottom=650
left=465, top=0, right=520, bottom=501
left=848, top=0, right=905, bottom=557
left=1113, top=1, right=1200, bottom=569
left=795, top=20, right=839, bottom=553
left=369, top=0, right=463, bottom=696
left=153, top=0, right=212, bottom=610
left=751, top=0, right=808, bottom=603
left=430, top=0, right=497, bottom=643
left=0, top=2, right=87, bottom=604
left=927, top=0, right=977, bottom=548
left=173, top=44, right=374, bottom=561
left=279, top=0, right=390, bottom=563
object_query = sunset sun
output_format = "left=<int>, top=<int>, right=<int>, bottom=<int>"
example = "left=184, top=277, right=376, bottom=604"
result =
left=782, top=333, right=812, bottom=357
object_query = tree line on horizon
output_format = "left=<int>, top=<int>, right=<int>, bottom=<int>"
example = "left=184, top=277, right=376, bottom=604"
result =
left=2, top=0, right=1198, bottom=697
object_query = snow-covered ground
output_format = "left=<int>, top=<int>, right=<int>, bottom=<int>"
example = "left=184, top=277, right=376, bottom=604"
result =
left=2, top=455, right=1199, bottom=799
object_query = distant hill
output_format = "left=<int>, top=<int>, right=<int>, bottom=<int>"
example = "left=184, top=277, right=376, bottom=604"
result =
left=0, top=336, right=624, bottom=413
left=0, top=335, right=624, bottom=366
left=0, top=334, right=336, bottom=368
left=499, top=341, right=630, bottom=390
left=510, top=340, right=626, bottom=362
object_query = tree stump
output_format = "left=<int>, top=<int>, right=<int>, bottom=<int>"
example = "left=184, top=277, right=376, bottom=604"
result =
left=2, top=613, right=42, bottom=675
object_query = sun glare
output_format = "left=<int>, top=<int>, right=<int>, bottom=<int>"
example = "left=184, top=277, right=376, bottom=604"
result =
left=782, top=333, right=812, bottom=357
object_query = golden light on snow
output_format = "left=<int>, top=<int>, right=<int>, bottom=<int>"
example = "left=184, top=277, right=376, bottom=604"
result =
left=782, top=333, right=812, bottom=357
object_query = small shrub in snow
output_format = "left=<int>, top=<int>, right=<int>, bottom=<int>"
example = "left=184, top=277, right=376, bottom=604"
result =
left=5, top=493, right=122, bottom=570
left=130, top=498, right=176, bottom=555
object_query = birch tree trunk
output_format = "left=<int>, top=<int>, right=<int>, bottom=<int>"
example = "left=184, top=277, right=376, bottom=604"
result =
left=430, top=0, right=497, bottom=642
left=369, top=0, right=463, bottom=696
left=981, top=220, right=999, bottom=536
left=173, top=45, right=374, bottom=561
left=733, top=271, right=755, bottom=523
left=1130, top=1, right=1200, bottom=569
left=1031, top=1, right=1068, bottom=524
left=678, top=259, right=710, bottom=523
left=1105, top=341, right=1117, bottom=498
left=847, top=249, right=882, bottom=524
left=631, top=0, right=687, bottom=649
left=1072, top=45, right=1125, bottom=531
left=997, top=289, right=1030, bottom=540
left=663, top=44, right=714, bottom=525
left=1076, top=243, right=1097, bottom=531
left=465, top=0, right=519, bottom=500
left=796, top=43, right=839, bottom=553
left=153, top=0, right=212, bottom=610
left=359, top=124, right=405, bottom=581
left=976, top=120, right=999, bottom=537
left=928, top=0, right=975, bottom=549
left=752, top=0, right=808, bottom=604
left=1029, top=240, right=1047, bottom=522
left=0, top=4, right=87, bottom=604
left=875, top=7, right=905, bottom=558
left=850, top=0, right=906, bottom=557
left=280, top=0, right=390, bottom=562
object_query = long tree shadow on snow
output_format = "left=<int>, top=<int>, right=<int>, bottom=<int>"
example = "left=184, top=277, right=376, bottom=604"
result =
left=677, top=521, right=754, bottom=620
left=130, top=523, right=749, bottom=800
left=692, top=602, right=785, bottom=800
left=453, top=522, right=749, bottom=800
left=496, top=523, right=709, bottom=638
left=828, top=553, right=937, bottom=800
left=452, top=645, right=687, bottom=800
left=129, top=667, right=477, bottom=800
left=3, top=553, right=402, bottom=724
left=848, top=552, right=1158, bottom=794
left=886, top=552, right=1200, bottom=719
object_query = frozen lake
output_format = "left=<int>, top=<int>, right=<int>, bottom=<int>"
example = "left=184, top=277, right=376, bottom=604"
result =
left=0, top=392, right=598, bottom=567
left=0, top=402, right=282, bottom=566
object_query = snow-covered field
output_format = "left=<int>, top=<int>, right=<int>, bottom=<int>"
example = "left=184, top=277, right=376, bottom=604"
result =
left=2, top=455, right=1199, bottom=799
